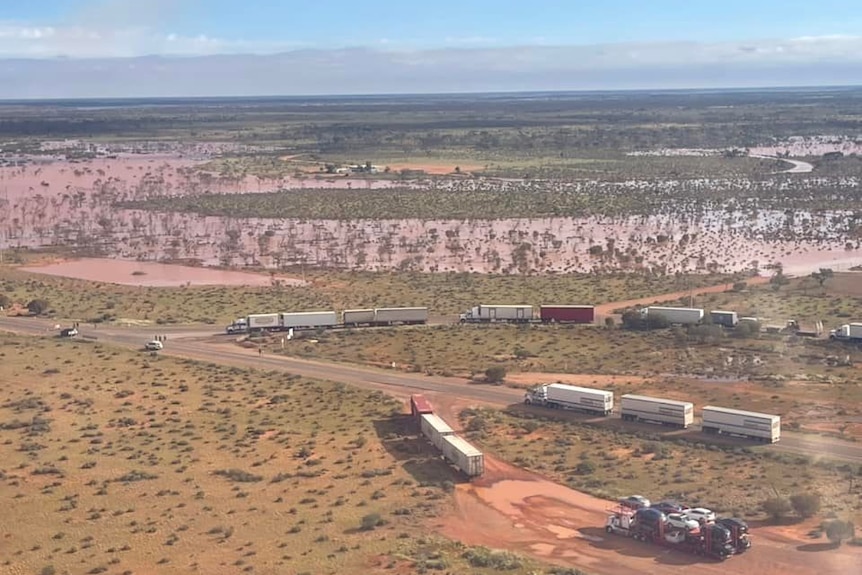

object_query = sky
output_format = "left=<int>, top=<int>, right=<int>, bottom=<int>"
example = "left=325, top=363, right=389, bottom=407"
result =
left=1, top=0, right=861, bottom=97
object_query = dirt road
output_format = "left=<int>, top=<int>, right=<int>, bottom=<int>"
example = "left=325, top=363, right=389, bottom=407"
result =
left=438, top=456, right=861, bottom=575
left=750, top=154, right=815, bottom=174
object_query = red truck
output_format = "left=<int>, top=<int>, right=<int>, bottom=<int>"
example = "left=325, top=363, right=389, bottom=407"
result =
left=539, top=305, right=595, bottom=324
left=410, top=394, right=433, bottom=419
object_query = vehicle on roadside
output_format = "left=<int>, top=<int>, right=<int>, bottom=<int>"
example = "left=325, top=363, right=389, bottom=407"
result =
left=524, top=383, right=614, bottom=416
left=667, top=513, right=700, bottom=530
left=619, top=495, right=651, bottom=510
left=145, top=340, right=164, bottom=351
left=60, top=327, right=78, bottom=337
left=717, top=517, right=751, bottom=553
left=684, top=507, right=716, bottom=524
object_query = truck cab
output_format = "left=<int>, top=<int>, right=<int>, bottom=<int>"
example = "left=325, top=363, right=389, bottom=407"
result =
left=459, top=307, right=480, bottom=322
left=226, top=318, right=248, bottom=334
left=523, top=385, right=548, bottom=405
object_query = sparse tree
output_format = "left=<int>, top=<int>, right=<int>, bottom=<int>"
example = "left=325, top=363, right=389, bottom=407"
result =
left=762, top=496, right=792, bottom=522
left=27, top=298, right=50, bottom=316
left=484, top=366, right=507, bottom=384
left=790, top=493, right=821, bottom=518
left=810, top=268, right=834, bottom=289
left=824, top=520, right=855, bottom=546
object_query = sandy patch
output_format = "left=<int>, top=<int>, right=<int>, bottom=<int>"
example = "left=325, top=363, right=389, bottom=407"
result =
left=505, top=373, right=651, bottom=388
left=385, top=162, right=483, bottom=175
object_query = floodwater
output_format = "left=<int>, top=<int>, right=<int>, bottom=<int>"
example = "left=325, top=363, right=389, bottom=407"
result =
left=21, top=258, right=306, bottom=287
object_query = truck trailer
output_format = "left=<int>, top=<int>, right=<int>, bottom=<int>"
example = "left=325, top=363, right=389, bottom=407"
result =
left=620, top=394, right=694, bottom=428
left=539, top=305, right=595, bottom=324
left=373, top=307, right=428, bottom=325
left=409, top=394, right=433, bottom=419
left=279, top=311, right=338, bottom=329
left=441, top=434, right=484, bottom=477
left=460, top=304, right=533, bottom=323
left=701, top=406, right=780, bottom=443
left=829, top=322, right=862, bottom=342
left=419, top=413, right=455, bottom=450
left=641, top=306, right=704, bottom=325
left=247, top=313, right=280, bottom=331
left=524, top=383, right=614, bottom=416
left=709, top=310, right=739, bottom=328
left=342, top=309, right=376, bottom=326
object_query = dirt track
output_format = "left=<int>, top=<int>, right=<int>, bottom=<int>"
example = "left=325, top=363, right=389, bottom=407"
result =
left=436, top=455, right=861, bottom=575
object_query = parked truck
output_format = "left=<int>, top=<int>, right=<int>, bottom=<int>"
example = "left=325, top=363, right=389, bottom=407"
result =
left=709, top=310, right=738, bottom=328
left=605, top=508, right=735, bottom=560
left=539, top=305, right=595, bottom=324
left=641, top=306, right=704, bottom=325
left=524, top=383, right=614, bottom=416
left=460, top=304, right=533, bottom=323
left=701, top=406, right=780, bottom=443
left=829, top=322, right=862, bottom=342
left=280, top=311, right=338, bottom=329
left=410, top=394, right=433, bottom=419
left=419, top=413, right=455, bottom=450
left=620, top=394, right=694, bottom=428
left=441, top=434, right=484, bottom=477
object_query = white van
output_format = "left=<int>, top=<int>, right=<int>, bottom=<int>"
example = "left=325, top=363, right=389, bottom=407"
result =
left=145, top=340, right=164, bottom=351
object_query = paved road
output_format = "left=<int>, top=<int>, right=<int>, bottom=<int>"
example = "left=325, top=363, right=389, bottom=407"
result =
left=2, top=315, right=861, bottom=463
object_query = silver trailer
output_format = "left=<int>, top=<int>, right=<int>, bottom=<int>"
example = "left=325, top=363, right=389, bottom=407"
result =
left=620, top=394, right=694, bottom=428
left=441, top=434, right=484, bottom=477
left=279, top=311, right=338, bottom=329
left=460, top=304, right=534, bottom=323
left=701, top=406, right=780, bottom=443
left=710, top=310, right=739, bottom=328
left=247, top=313, right=280, bottom=331
left=641, top=306, right=704, bottom=325
left=420, top=413, right=455, bottom=450
left=524, top=383, right=614, bottom=416
left=342, top=309, right=376, bottom=326
left=373, top=307, right=428, bottom=325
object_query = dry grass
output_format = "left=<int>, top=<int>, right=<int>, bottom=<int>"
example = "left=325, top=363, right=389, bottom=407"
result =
left=0, top=333, right=553, bottom=575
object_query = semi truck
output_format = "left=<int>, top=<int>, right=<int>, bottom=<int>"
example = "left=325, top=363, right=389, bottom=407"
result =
left=225, top=317, right=248, bottom=334
left=410, top=394, right=433, bottom=419
left=605, top=508, right=735, bottom=560
left=441, top=434, right=484, bottom=477
left=829, top=322, right=862, bottom=342
left=343, top=307, right=428, bottom=326
left=419, top=413, right=455, bottom=450
left=524, top=383, right=614, bottom=416
left=620, top=394, right=694, bottom=428
left=709, top=310, right=738, bottom=328
left=460, top=304, right=533, bottom=323
left=280, top=311, right=338, bottom=329
left=701, top=405, right=780, bottom=443
left=539, top=305, right=595, bottom=324
left=641, top=306, right=704, bottom=325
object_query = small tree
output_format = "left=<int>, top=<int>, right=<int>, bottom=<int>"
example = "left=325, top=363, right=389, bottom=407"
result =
left=27, top=298, right=50, bottom=316
left=825, top=520, right=855, bottom=546
left=0, top=293, right=10, bottom=309
left=762, top=496, right=792, bottom=522
left=360, top=512, right=383, bottom=531
left=790, top=493, right=821, bottom=518
left=485, top=366, right=507, bottom=384
left=811, top=268, right=834, bottom=289
left=604, top=316, right=615, bottom=328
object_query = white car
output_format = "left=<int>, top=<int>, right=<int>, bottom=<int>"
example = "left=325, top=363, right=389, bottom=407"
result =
left=667, top=513, right=700, bottom=530
left=684, top=507, right=716, bottom=524
left=145, top=340, right=164, bottom=351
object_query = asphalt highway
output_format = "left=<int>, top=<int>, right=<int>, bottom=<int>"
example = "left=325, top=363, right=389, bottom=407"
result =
left=2, top=316, right=861, bottom=464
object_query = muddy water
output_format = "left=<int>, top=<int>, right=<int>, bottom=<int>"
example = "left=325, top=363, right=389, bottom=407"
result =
left=20, top=258, right=305, bottom=287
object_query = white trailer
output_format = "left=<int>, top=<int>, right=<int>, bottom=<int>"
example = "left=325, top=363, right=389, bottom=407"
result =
left=710, top=310, right=739, bottom=328
left=701, top=406, right=780, bottom=443
left=620, top=394, right=694, bottom=428
left=343, top=309, right=376, bottom=326
left=460, top=304, right=534, bottom=323
left=641, top=306, right=704, bottom=325
left=247, top=313, right=280, bottom=331
left=373, top=307, right=428, bottom=325
left=524, top=383, right=614, bottom=416
left=420, top=413, right=455, bottom=450
left=279, top=311, right=338, bottom=329
left=441, top=434, right=484, bottom=477
left=829, top=322, right=862, bottom=342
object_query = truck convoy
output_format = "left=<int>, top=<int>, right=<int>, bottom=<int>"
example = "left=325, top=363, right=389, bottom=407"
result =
left=620, top=394, right=694, bottom=428
left=829, top=322, right=862, bottom=342
left=525, top=385, right=780, bottom=442
left=523, top=383, right=614, bottom=416
left=226, top=306, right=429, bottom=333
left=641, top=306, right=705, bottom=325
left=709, top=310, right=738, bottom=328
left=459, top=304, right=595, bottom=324
left=410, top=394, right=484, bottom=477
left=701, top=406, right=781, bottom=443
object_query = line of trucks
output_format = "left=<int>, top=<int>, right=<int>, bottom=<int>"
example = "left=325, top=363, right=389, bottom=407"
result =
left=605, top=502, right=750, bottom=561
left=410, top=394, right=484, bottom=477
left=524, top=383, right=781, bottom=442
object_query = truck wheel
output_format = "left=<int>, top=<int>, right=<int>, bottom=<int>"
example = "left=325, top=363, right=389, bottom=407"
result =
left=606, top=526, right=613, bottom=533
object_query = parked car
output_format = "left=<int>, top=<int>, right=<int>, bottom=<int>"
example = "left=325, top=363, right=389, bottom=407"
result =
left=145, top=340, right=164, bottom=351
left=653, top=500, right=689, bottom=514
left=684, top=507, right=716, bottom=524
left=60, top=327, right=78, bottom=337
left=634, top=507, right=666, bottom=525
left=667, top=513, right=700, bottom=530
left=619, top=495, right=651, bottom=510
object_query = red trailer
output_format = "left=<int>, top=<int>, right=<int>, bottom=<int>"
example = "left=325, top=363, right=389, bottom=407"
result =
left=540, top=305, right=595, bottom=324
left=410, top=394, right=433, bottom=418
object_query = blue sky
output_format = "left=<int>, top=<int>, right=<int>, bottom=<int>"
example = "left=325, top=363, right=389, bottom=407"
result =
left=4, top=0, right=862, bottom=54
left=1, top=0, right=861, bottom=96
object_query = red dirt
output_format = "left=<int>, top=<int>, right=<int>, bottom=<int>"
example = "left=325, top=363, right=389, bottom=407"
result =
left=435, top=455, right=861, bottom=575
left=505, top=373, right=651, bottom=389
left=385, top=162, right=483, bottom=175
